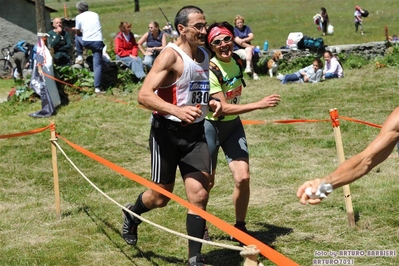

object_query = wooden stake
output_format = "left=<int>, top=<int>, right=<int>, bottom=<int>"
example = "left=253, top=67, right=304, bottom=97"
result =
left=64, top=4, right=67, bottom=19
left=329, top=109, right=356, bottom=228
left=50, top=121, right=61, bottom=220
left=241, top=245, right=262, bottom=266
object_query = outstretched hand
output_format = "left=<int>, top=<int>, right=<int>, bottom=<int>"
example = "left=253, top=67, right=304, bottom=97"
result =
left=296, top=178, right=326, bottom=205
left=258, top=94, right=281, bottom=109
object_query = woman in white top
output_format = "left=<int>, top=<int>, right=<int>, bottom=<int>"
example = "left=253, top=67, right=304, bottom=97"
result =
left=323, top=51, right=343, bottom=79
left=354, top=6, right=364, bottom=35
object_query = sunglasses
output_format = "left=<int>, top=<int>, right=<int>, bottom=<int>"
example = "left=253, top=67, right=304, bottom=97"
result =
left=211, top=35, right=232, bottom=46
left=187, top=23, right=207, bottom=32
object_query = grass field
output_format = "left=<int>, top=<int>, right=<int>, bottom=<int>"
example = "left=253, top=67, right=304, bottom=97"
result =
left=44, top=0, right=399, bottom=50
left=1, top=0, right=399, bottom=265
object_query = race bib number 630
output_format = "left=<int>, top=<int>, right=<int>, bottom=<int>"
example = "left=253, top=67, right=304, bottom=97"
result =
left=188, top=80, right=210, bottom=105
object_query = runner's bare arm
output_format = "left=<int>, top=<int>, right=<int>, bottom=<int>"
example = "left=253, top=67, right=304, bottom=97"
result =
left=137, top=47, right=202, bottom=122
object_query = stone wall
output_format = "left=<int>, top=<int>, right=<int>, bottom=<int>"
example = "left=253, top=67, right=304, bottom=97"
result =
left=261, top=41, right=388, bottom=62
left=0, top=0, right=55, bottom=50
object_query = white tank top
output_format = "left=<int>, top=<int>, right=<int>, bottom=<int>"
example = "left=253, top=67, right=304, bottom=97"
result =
left=156, top=43, right=210, bottom=123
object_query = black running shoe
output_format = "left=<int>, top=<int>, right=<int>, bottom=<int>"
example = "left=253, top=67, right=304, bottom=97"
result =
left=230, top=222, right=249, bottom=245
left=122, top=203, right=141, bottom=245
left=188, top=253, right=206, bottom=266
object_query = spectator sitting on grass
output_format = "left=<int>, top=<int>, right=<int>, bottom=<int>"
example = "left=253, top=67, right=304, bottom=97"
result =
left=278, top=58, right=323, bottom=84
left=233, top=15, right=259, bottom=80
left=114, top=21, right=146, bottom=81
left=323, top=51, right=343, bottom=79
left=137, top=21, right=167, bottom=72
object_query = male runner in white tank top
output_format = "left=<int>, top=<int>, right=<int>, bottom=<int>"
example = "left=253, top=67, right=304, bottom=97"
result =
left=122, top=5, right=222, bottom=266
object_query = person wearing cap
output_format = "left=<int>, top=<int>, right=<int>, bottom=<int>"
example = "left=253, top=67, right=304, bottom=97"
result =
left=204, top=21, right=281, bottom=241
left=75, top=1, right=105, bottom=93
left=354, top=5, right=364, bottom=35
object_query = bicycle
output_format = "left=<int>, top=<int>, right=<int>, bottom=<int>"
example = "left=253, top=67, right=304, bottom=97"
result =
left=0, top=45, right=14, bottom=79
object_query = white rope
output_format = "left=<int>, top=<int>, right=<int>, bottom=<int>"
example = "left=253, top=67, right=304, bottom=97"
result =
left=240, top=245, right=264, bottom=266
left=52, top=140, right=247, bottom=252
left=240, top=245, right=261, bottom=256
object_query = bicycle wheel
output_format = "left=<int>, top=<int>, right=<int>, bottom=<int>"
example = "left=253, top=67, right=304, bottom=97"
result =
left=0, top=59, right=13, bottom=79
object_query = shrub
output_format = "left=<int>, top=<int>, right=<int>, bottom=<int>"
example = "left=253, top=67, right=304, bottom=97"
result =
left=7, top=85, right=37, bottom=103
left=374, top=43, right=399, bottom=67
left=54, top=63, right=138, bottom=95
left=257, top=54, right=317, bottom=74
left=337, top=54, right=370, bottom=69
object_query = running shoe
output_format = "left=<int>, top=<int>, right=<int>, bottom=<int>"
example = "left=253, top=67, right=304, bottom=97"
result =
left=122, top=203, right=141, bottom=245
left=230, top=222, right=250, bottom=245
left=188, top=253, right=206, bottom=266
left=244, top=66, right=252, bottom=74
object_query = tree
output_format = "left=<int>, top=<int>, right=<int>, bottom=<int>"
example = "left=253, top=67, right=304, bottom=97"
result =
left=35, top=0, right=47, bottom=33
left=134, top=0, right=139, bottom=12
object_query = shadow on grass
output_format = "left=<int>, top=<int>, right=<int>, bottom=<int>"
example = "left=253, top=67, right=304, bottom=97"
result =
left=71, top=206, right=293, bottom=265
left=81, top=205, right=187, bottom=265
left=338, top=206, right=361, bottom=224
left=204, top=222, right=293, bottom=266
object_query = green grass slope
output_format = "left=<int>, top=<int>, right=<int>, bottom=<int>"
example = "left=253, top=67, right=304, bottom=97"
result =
left=45, top=0, right=399, bottom=49
left=1, top=1, right=399, bottom=265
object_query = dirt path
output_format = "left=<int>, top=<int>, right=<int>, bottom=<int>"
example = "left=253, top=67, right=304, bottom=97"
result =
left=0, top=91, right=9, bottom=103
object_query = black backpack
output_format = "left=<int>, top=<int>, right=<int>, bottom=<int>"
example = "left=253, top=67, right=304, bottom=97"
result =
left=361, top=9, right=369, bottom=17
left=297, top=36, right=325, bottom=53
left=209, top=53, right=246, bottom=88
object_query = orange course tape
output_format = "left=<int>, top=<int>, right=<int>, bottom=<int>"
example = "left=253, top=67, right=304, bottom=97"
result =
left=42, top=72, right=81, bottom=89
left=339, top=116, right=382, bottom=129
left=242, top=118, right=329, bottom=125
left=329, top=109, right=340, bottom=128
left=0, top=125, right=51, bottom=139
left=57, top=134, right=298, bottom=265
left=41, top=72, right=381, bottom=131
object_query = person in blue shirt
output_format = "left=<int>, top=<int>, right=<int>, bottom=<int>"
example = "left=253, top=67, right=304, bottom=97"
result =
left=233, top=15, right=259, bottom=80
left=137, top=21, right=167, bottom=71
